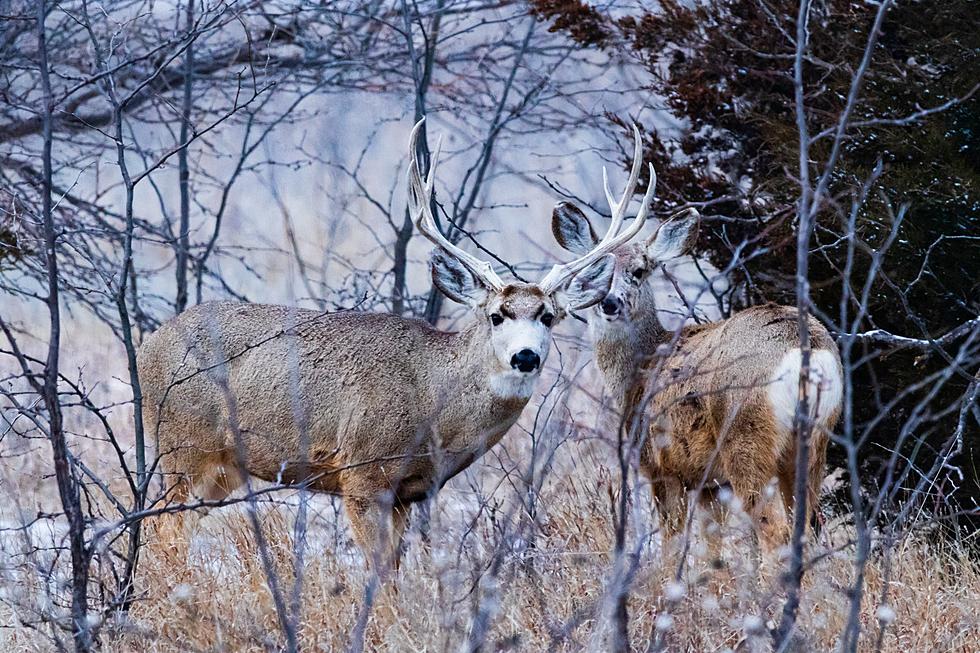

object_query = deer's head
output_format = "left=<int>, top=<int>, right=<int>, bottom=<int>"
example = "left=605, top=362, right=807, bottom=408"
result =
left=552, top=189, right=699, bottom=339
left=408, top=119, right=654, bottom=390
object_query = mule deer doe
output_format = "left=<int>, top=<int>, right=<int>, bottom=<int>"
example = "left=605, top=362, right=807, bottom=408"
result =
left=553, top=202, right=843, bottom=554
left=137, top=119, right=656, bottom=566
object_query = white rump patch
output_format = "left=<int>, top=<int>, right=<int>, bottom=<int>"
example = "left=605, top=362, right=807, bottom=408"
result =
left=767, top=348, right=843, bottom=434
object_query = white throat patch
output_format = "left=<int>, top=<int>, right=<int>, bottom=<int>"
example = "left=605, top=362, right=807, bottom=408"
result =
left=489, top=370, right=537, bottom=401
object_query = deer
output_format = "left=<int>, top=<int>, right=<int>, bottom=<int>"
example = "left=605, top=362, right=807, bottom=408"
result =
left=136, top=119, right=657, bottom=567
left=552, top=201, right=843, bottom=556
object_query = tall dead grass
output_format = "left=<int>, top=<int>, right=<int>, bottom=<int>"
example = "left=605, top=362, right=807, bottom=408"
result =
left=5, top=475, right=967, bottom=652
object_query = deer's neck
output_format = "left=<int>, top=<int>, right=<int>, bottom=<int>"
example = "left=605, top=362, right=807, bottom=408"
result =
left=592, top=308, right=670, bottom=405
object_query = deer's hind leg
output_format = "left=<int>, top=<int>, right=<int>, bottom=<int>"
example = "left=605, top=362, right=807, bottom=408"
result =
left=150, top=447, right=244, bottom=561
left=721, top=409, right=791, bottom=562
left=184, top=451, right=245, bottom=503
left=778, top=429, right=829, bottom=540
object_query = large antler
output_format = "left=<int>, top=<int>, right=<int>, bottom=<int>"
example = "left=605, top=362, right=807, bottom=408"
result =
left=408, top=118, right=505, bottom=292
left=537, top=124, right=656, bottom=294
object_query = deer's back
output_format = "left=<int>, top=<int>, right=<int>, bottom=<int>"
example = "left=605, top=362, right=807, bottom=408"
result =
left=137, top=302, right=458, bottom=485
left=676, top=303, right=837, bottom=396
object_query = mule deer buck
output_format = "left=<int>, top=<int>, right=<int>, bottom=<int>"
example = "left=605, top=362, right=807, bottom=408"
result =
left=137, top=119, right=655, bottom=566
left=553, top=201, right=843, bottom=554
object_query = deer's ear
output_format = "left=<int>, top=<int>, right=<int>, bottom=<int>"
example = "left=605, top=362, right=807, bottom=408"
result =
left=552, top=201, right=599, bottom=255
left=430, top=250, right=490, bottom=306
left=646, top=208, right=700, bottom=261
left=558, top=254, right=615, bottom=311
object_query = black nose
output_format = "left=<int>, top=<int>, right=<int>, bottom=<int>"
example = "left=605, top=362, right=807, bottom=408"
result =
left=510, top=349, right=540, bottom=373
left=600, top=296, right=621, bottom=316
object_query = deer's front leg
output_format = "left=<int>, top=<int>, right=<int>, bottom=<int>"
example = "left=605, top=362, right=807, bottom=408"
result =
left=344, top=483, right=414, bottom=572
left=649, top=477, right=688, bottom=552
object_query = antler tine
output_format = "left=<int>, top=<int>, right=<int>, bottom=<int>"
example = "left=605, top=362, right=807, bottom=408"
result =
left=407, top=118, right=505, bottom=291
left=602, top=123, right=644, bottom=235
left=538, top=124, right=655, bottom=294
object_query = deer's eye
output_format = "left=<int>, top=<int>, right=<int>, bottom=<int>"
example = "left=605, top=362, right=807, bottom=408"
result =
left=541, top=313, right=554, bottom=328
left=631, top=267, right=646, bottom=280
left=490, top=313, right=504, bottom=327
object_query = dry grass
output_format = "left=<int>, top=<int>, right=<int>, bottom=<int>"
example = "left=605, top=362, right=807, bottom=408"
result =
left=112, top=499, right=979, bottom=652
left=4, top=454, right=976, bottom=652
